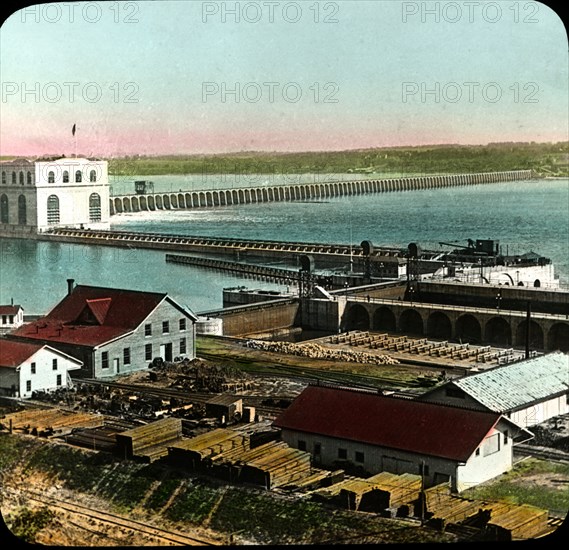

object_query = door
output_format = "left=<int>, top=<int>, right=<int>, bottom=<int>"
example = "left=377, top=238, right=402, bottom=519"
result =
left=160, top=343, right=173, bottom=362
left=113, top=358, right=120, bottom=373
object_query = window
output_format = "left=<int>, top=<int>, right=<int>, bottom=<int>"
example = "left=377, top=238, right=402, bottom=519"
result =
left=475, top=448, right=480, bottom=456
left=47, top=195, right=60, bottom=224
left=314, top=442, right=321, bottom=455
left=90, top=170, right=97, bottom=182
left=48, top=171, right=55, bottom=183
left=26, top=171, right=32, bottom=185
left=1, top=315, right=5, bottom=324
left=298, top=440, right=307, bottom=451
left=18, top=195, right=26, bottom=225
left=0, top=194, right=8, bottom=224
left=483, top=433, right=501, bottom=456
left=145, top=343, right=152, bottom=361
left=75, top=170, right=82, bottom=183
left=89, top=193, right=101, bottom=222
left=31, top=362, right=36, bottom=374
left=338, top=448, right=348, bottom=460
left=63, top=170, right=69, bottom=183
left=26, top=380, right=31, bottom=392
left=355, top=451, right=365, bottom=463
left=101, top=351, right=109, bottom=369
left=9, top=315, right=14, bottom=324
left=504, top=430, right=509, bottom=445
left=1, top=172, right=5, bottom=184
left=179, top=338, right=186, bottom=354
left=144, top=323, right=152, bottom=336
left=52, top=358, right=58, bottom=370
left=19, top=171, right=24, bottom=185
left=11, top=172, right=16, bottom=184
left=56, top=374, right=62, bottom=386
left=179, top=318, right=186, bottom=331
left=162, top=321, right=169, bottom=334
left=123, top=347, right=131, bottom=365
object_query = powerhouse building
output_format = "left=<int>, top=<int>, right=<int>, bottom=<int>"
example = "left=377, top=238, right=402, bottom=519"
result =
left=0, top=157, right=110, bottom=233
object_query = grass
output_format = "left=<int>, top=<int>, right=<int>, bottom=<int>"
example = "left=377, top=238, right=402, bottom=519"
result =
left=196, top=335, right=430, bottom=390
left=106, top=142, right=569, bottom=178
left=461, top=458, right=569, bottom=515
left=0, top=434, right=457, bottom=544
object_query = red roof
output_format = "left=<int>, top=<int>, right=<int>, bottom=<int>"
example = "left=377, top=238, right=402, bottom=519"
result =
left=10, top=285, right=183, bottom=348
left=272, top=385, right=502, bottom=462
left=0, top=340, right=43, bottom=368
left=0, top=305, right=23, bottom=315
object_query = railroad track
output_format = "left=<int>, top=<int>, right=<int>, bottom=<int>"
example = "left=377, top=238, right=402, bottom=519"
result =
left=514, top=444, right=569, bottom=464
left=5, top=487, right=221, bottom=545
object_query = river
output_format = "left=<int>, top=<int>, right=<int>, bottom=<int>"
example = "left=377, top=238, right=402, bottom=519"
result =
left=1, top=177, right=567, bottom=316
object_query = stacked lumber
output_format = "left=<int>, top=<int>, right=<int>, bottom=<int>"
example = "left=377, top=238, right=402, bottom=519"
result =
left=115, top=417, right=182, bottom=462
left=280, top=469, right=345, bottom=491
left=423, top=484, right=481, bottom=530
left=167, top=428, right=250, bottom=468
left=339, top=472, right=422, bottom=513
left=65, top=418, right=141, bottom=452
left=0, top=408, right=103, bottom=435
left=484, top=502, right=549, bottom=541
left=238, top=440, right=312, bottom=489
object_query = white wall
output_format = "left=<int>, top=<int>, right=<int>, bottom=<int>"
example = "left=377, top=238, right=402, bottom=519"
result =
left=92, top=299, right=196, bottom=379
left=17, top=347, right=81, bottom=398
left=35, top=158, right=110, bottom=231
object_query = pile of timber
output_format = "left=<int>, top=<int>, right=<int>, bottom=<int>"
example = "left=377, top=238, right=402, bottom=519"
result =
left=65, top=419, right=141, bottom=452
left=238, top=440, right=312, bottom=489
left=167, top=428, right=250, bottom=469
left=483, top=502, right=549, bottom=541
left=245, top=338, right=398, bottom=365
left=0, top=408, right=103, bottom=436
left=423, top=484, right=550, bottom=540
left=115, top=417, right=183, bottom=462
left=208, top=439, right=312, bottom=489
left=311, top=471, right=422, bottom=515
left=280, top=469, right=345, bottom=492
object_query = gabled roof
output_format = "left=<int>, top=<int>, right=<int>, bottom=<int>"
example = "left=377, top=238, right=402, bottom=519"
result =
left=435, top=352, right=569, bottom=412
left=0, top=305, right=23, bottom=315
left=10, top=285, right=197, bottom=348
left=0, top=340, right=44, bottom=367
left=272, top=385, right=509, bottom=462
left=0, top=339, right=82, bottom=368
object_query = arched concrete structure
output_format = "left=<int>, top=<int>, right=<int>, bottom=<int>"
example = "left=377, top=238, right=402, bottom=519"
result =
left=455, top=314, right=482, bottom=344
left=373, top=306, right=396, bottom=332
left=427, top=311, right=452, bottom=340
left=399, top=308, right=424, bottom=336
left=485, top=316, right=512, bottom=346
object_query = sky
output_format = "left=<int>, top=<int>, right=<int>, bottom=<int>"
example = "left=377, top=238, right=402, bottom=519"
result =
left=0, top=0, right=567, bottom=157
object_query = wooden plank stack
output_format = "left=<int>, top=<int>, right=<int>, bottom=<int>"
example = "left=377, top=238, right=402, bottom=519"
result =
left=484, top=502, right=549, bottom=541
left=0, top=408, right=104, bottom=436
left=167, top=428, right=250, bottom=469
left=115, top=417, right=183, bottom=462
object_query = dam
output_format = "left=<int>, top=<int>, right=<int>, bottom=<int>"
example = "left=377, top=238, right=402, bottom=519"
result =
left=109, top=170, right=534, bottom=215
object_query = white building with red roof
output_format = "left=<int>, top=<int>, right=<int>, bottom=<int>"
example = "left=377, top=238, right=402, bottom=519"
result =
left=272, top=384, right=533, bottom=492
left=0, top=304, right=24, bottom=335
left=8, top=281, right=198, bottom=379
left=0, top=339, right=82, bottom=398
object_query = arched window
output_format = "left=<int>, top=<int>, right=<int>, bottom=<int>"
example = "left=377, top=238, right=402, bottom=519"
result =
left=89, top=193, right=101, bottom=221
left=89, top=170, right=97, bottom=182
left=48, top=171, right=55, bottom=184
left=47, top=195, right=60, bottom=224
left=1, top=172, right=6, bottom=184
left=12, top=172, right=16, bottom=184
left=19, top=171, right=24, bottom=185
left=0, top=194, right=8, bottom=224
left=26, top=171, right=32, bottom=185
left=75, top=170, right=82, bottom=183
left=18, top=195, right=26, bottom=225
left=63, top=170, right=69, bottom=183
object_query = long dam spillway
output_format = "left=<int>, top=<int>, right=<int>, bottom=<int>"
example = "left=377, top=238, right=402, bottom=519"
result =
left=109, top=170, right=533, bottom=214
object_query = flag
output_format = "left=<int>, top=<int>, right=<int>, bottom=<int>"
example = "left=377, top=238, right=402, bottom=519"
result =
left=72, top=124, right=76, bottom=136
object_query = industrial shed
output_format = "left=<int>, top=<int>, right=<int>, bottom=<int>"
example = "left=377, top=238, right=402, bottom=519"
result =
left=419, top=351, right=569, bottom=427
left=204, top=394, right=243, bottom=422
left=273, top=384, right=532, bottom=492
